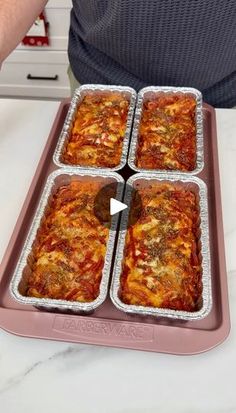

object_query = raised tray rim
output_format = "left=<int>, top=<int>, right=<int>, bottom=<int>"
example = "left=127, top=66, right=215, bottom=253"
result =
left=0, top=100, right=230, bottom=355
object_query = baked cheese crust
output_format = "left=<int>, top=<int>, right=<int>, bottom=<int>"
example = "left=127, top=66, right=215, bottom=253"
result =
left=26, top=181, right=109, bottom=302
left=62, top=92, right=130, bottom=168
left=136, top=95, right=197, bottom=171
left=120, top=183, right=202, bottom=311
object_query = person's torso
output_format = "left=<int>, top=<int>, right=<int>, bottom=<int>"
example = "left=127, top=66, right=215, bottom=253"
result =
left=69, top=0, right=236, bottom=106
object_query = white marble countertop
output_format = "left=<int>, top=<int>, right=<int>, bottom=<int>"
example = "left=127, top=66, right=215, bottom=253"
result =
left=0, top=98, right=235, bottom=413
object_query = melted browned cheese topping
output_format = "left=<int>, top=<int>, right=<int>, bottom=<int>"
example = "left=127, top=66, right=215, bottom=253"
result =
left=62, top=92, right=130, bottom=168
left=120, top=183, right=202, bottom=311
left=26, top=181, right=110, bottom=302
left=136, top=95, right=197, bottom=171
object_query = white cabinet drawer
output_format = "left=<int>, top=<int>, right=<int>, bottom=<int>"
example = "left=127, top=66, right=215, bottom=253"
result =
left=6, top=50, right=69, bottom=65
left=0, top=62, right=68, bottom=85
left=0, top=62, right=70, bottom=98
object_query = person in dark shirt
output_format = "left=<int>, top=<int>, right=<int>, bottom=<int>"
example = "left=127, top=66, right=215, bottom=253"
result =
left=1, top=0, right=236, bottom=107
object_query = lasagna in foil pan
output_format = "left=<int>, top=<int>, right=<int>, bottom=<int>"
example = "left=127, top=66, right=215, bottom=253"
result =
left=53, top=84, right=136, bottom=171
left=10, top=169, right=124, bottom=313
left=128, top=86, right=203, bottom=175
left=110, top=173, right=212, bottom=321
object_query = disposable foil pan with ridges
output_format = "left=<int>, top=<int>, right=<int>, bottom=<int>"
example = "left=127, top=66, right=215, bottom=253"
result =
left=53, top=84, right=137, bottom=171
left=110, top=173, right=212, bottom=321
left=128, top=86, right=204, bottom=175
left=10, top=168, right=124, bottom=313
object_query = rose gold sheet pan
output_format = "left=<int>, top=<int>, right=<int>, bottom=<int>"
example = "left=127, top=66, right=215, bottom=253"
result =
left=0, top=100, right=230, bottom=355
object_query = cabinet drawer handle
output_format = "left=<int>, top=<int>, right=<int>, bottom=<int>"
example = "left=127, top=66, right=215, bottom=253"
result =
left=27, top=74, right=58, bottom=81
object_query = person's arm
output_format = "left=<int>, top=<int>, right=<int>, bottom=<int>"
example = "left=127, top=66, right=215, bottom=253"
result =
left=0, top=0, right=48, bottom=64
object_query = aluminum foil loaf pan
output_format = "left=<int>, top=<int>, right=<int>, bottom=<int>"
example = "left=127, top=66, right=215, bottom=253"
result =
left=53, top=84, right=137, bottom=171
left=10, top=169, right=124, bottom=313
left=110, top=173, right=212, bottom=321
left=128, top=86, right=204, bottom=175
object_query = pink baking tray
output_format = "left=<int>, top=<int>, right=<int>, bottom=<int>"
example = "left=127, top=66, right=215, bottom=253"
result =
left=0, top=100, right=230, bottom=355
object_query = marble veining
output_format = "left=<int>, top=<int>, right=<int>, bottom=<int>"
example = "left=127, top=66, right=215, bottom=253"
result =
left=0, top=346, right=82, bottom=394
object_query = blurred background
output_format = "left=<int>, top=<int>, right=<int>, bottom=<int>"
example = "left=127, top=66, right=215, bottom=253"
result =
left=0, top=0, right=72, bottom=100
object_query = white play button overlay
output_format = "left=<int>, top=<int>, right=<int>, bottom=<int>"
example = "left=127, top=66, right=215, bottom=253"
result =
left=110, top=198, right=128, bottom=216
left=93, top=182, right=142, bottom=229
